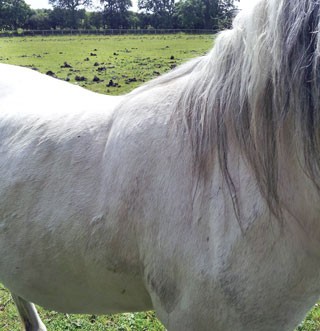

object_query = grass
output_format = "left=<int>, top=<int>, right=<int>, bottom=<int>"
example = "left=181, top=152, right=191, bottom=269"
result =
left=296, top=305, right=320, bottom=331
left=0, top=34, right=214, bottom=95
left=0, top=33, right=320, bottom=330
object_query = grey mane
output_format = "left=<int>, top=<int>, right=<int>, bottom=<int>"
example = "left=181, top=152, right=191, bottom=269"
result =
left=129, top=0, right=320, bottom=218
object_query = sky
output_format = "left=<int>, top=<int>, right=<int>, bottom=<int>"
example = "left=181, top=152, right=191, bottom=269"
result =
left=25, top=0, right=260, bottom=11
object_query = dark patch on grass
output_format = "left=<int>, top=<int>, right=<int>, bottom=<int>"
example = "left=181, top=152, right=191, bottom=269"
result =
left=97, top=66, right=106, bottom=72
left=75, top=75, right=87, bottom=81
left=106, top=79, right=119, bottom=87
left=125, top=77, right=137, bottom=84
left=24, top=65, right=39, bottom=71
left=93, top=75, right=103, bottom=82
left=46, top=70, right=56, bottom=78
left=61, top=61, right=72, bottom=68
left=89, top=315, right=96, bottom=323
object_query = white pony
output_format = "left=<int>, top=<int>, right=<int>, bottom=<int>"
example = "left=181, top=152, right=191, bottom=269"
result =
left=1, top=0, right=320, bottom=330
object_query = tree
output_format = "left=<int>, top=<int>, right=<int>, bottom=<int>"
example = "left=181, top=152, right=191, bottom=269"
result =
left=49, top=7, right=69, bottom=28
left=128, top=11, right=140, bottom=29
left=138, top=0, right=175, bottom=28
left=49, top=0, right=92, bottom=28
left=0, top=0, right=32, bottom=30
left=25, top=9, right=52, bottom=30
left=174, top=0, right=204, bottom=29
left=218, top=0, right=239, bottom=28
left=84, top=11, right=104, bottom=29
left=100, top=0, right=132, bottom=29
left=175, top=0, right=238, bottom=30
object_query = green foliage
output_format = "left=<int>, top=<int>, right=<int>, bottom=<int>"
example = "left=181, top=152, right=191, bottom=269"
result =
left=175, top=0, right=239, bottom=30
left=25, top=7, right=88, bottom=30
left=0, top=0, right=32, bottom=30
left=49, top=0, right=92, bottom=28
left=138, top=0, right=175, bottom=28
left=49, top=8, right=71, bottom=29
left=218, top=0, right=239, bottom=28
left=85, top=11, right=104, bottom=29
left=100, top=0, right=132, bottom=28
left=174, top=0, right=205, bottom=29
left=25, top=9, right=52, bottom=30
left=136, top=0, right=238, bottom=30
left=0, top=0, right=238, bottom=30
left=49, top=0, right=92, bottom=11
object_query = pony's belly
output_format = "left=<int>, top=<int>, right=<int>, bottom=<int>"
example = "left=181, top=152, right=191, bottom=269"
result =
left=1, top=257, right=152, bottom=314
left=0, top=210, right=152, bottom=314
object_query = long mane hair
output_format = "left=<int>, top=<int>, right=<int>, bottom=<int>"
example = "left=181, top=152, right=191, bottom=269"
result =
left=131, top=0, right=320, bottom=218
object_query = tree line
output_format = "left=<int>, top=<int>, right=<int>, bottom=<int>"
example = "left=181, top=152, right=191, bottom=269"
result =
left=0, top=0, right=239, bottom=31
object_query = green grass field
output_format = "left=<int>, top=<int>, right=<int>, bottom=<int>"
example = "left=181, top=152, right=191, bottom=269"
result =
left=0, top=34, right=213, bottom=95
left=0, top=34, right=319, bottom=330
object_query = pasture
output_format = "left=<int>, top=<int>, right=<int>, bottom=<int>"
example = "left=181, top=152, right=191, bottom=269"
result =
left=0, top=33, right=319, bottom=331
left=0, top=34, right=213, bottom=95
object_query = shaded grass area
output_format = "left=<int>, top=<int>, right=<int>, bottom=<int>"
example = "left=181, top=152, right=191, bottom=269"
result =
left=0, top=34, right=213, bottom=95
left=0, top=34, right=320, bottom=330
